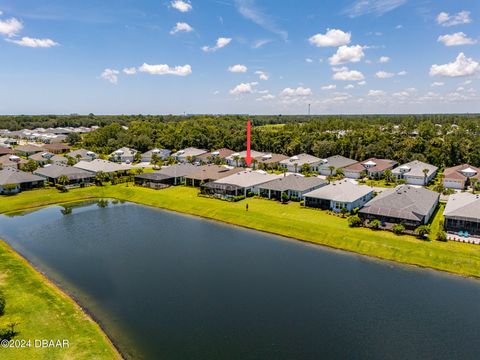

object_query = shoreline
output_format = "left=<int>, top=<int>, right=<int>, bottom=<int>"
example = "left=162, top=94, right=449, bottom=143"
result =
left=0, top=239, right=124, bottom=360
left=1, top=186, right=479, bottom=281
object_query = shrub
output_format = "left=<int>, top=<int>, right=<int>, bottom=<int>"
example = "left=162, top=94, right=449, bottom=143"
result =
left=348, top=215, right=363, bottom=228
left=392, top=223, right=405, bottom=235
left=415, top=225, right=431, bottom=239
left=436, top=231, right=447, bottom=242
left=370, top=219, right=382, bottom=230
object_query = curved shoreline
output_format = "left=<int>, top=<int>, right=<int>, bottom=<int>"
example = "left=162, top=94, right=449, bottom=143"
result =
left=0, top=239, right=124, bottom=360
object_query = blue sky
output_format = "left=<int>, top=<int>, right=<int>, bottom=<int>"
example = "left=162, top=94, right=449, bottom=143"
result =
left=0, top=0, right=479, bottom=115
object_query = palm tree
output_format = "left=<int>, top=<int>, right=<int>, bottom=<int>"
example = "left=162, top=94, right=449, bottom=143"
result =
left=233, top=155, right=240, bottom=167
left=328, top=165, right=335, bottom=176
left=336, top=168, right=345, bottom=179
left=151, top=153, right=160, bottom=169
left=251, top=158, right=258, bottom=170
left=471, top=177, right=478, bottom=194
left=415, top=225, right=431, bottom=239
left=293, top=162, right=299, bottom=173
left=95, top=171, right=106, bottom=186
left=57, top=175, right=69, bottom=187
left=422, top=168, right=429, bottom=185
left=384, top=169, right=392, bottom=183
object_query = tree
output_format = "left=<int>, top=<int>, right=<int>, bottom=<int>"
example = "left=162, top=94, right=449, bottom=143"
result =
left=57, top=175, right=69, bottom=187
left=370, top=219, right=381, bottom=230
left=0, top=290, right=5, bottom=316
left=360, top=170, right=367, bottom=179
left=348, top=215, right=363, bottom=227
left=384, top=169, right=392, bottom=183
left=301, top=163, right=310, bottom=175
left=392, top=223, right=405, bottom=235
left=340, top=207, right=348, bottom=217
left=436, top=231, right=447, bottom=242
left=281, top=192, right=289, bottom=203
left=95, top=171, right=107, bottom=186
left=251, top=158, right=258, bottom=170
left=336, top=168, right=345, bottom=179
left=233, top=155, right=240, bottom=167
left=2, top=183, right=17, bottom=194
left=471, top=177, right=478, bottom=194
left=415, top=225, right=431, bottom=239
left=328, top=165, right=336, bottom=176
left=66, top=132, right=81, bottom=145
left=23, top=159, right=38, bottom=172
left=293, top=162, right=299, bottom=173
left=151, top=153, right=160, bottom=169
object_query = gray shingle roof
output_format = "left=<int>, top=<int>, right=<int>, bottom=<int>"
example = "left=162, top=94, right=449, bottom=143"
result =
left=303, top=180, right=374, bottom=203
left=392, top=160, right=438, bottom=177
left=74, top=159, right=133, bottom=173
left=156, top=163, right=200, bottom=178
left=444, top=193, right=480, bottom=222
left=34, top=165, right=94, bottom=181
left=359, top=185, right=439, bottom=221
left=258, top=174, right=327, bottom=192
left=316, top=155, right=358, bottom=169
left=0, top=168, right=45, bottom=185
left=215, top=170, right=284, bottom=188
left=279, top=153, right=321, bottom=167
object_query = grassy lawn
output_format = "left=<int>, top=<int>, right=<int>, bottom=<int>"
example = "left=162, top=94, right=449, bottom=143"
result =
left=0, top=241, right=121, bottom=360
left=1, top=184, right=480, bottom=279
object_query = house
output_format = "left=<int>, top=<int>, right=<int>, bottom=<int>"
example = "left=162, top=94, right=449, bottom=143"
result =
left=204, top=170, right=284, bottom=198
left=34, top=164, right=95, bottom=186
left=443, top=164, right=480, bottom=190
left=0, top=168, right=45, bottom=194
left=392, top=160, right=438, bottom=186
left=444, top=192, right=480, bottom=236
left=257, top=174, right=327, bottom=200
left=0, top=154, right=27, bottom=170
left=109, top=147, right=138, bottom=163
left=135, top=163, right=199, bottom=188
left=225, top=150, right=266, bottom=167
left=196, top=148, right=235, bottom=164
left=254, top=153, right=289, bottom=170
left=343, top=158, right=398, bottom=179
left=279, top=153, right=322, bottom=173
left=185, top=164, right=243, bottom=187
left=0, top=147, right=15, bottom=156
left=171, top=147, right=207, bottom=163
left=74, top=159, right=132, bottom=175
left=359, top=185, right=439, bottom=228
left=14, top=144, right=43, bottom=157
left=29, top=152, right=67, bottom=166
left=303, top=179, right=374, bottom=212
left=141, top=149, right=171, bottom=163
left=66, top=149, right=98, bottom=162
left=42, top=143, right=71, bottom=154
left=316, top=155, right=358, bottom=176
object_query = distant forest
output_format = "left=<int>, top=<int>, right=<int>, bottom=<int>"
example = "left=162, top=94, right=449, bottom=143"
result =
left=1, top=114, right=479, bottom=168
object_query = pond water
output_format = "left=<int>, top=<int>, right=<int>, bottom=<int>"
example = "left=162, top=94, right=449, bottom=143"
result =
left=1, top=201, right=480, bottom=359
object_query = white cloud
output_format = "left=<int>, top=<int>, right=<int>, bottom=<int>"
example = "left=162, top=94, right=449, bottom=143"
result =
left=358, top=80, right=367, bottom=86
left=138, top=63, right=192, bottom=76
left=308, top=29, right=351, bottom=47
left=0, top=17, right=23, bottom=37
left=7, top=36, right=58, bottom=48
left=202, top=37, right=232, bottom=52
left=329, top=45, right=365, bottom=65
left=228, top=64, right=248, bottom=73
left=321, top=84, right=337, bottom=90
left=332, top=68, right=365, bottom=81
left=255, top=70, right=269, bottom=80
left=379, top=56, right=390, bottom=63
left=431, top=82, right=445, bottom=87
left=170, top=22, right=193, bottom=35
left=230, top=82, right=258, bottom=95
left=281, top=87, right=312, bottom=97
left=345, top=84, right=355, bottom=89
left=437, top=32, right=477, bottom=46
left=375, top=71, right=395, bottom=79
left=397, top=70, right=407, bottom=76
left=122, top=67, right=137, bottom=75
left=256, top=94, right=275, bottom=101
left=100, top=69, right=119, bottom=84
left=305, top=58, right=313, bottom=63
left=395, top=24, right=403, bottom=29
left=368, top=90, right=385, bottom=96
left=430, top=53, right=479, bottom=77
left=170, top=0, right=192, bottom=12
left=344, top=0, right=407, bottom=18
left=436, top=11, right=472, bottom=27
left=235, top=0, right=288, bottom=41
left=252, top=39, right=271, bottom=48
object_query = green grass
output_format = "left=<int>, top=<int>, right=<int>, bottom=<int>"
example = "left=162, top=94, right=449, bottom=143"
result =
left=0, top=241, right=121, bottom=360
left=2, top=184, right=480, bottom=279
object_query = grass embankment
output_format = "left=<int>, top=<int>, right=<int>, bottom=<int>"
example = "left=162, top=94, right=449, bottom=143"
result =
left=2, top=184, right=480, bottom=278
left=0, top=241, right=121, bottom=360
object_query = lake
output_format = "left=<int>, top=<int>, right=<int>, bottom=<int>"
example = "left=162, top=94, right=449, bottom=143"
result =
left=1, top=201, right=480, bottom=359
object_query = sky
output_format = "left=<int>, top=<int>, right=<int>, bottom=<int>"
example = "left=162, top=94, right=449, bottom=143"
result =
left=0, top=0, right=479, bottom=115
